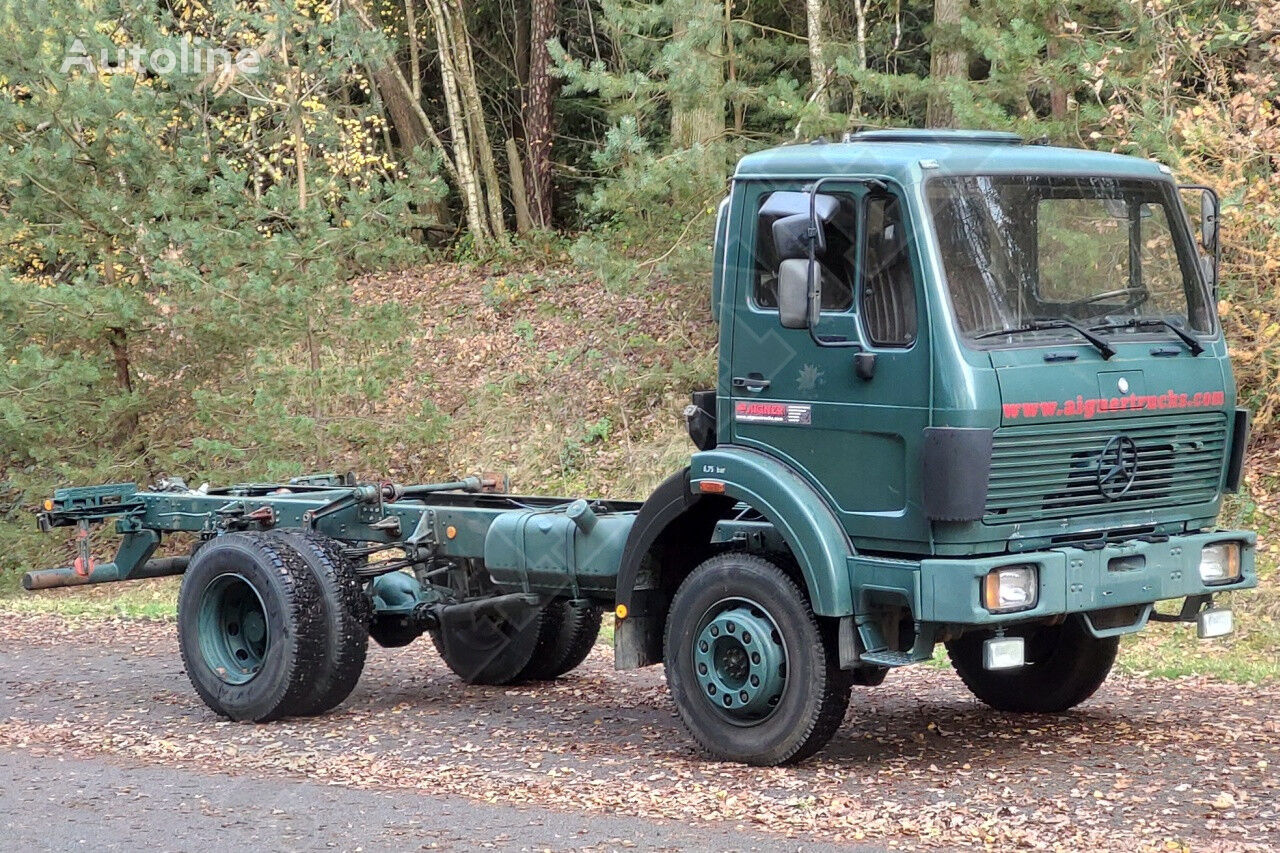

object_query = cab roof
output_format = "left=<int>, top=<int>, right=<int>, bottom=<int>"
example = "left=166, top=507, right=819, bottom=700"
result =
left=733, top=129, right=1170, bottom=184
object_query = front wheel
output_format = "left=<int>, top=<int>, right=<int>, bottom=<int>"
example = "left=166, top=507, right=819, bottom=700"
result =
left=945, top=616, right=1118, bottom=713
left=664, top=553, right=851, bottom=766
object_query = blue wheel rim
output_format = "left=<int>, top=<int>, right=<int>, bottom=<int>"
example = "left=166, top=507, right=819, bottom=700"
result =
left=691, top=596, right=788, bottom=725
left=197, top=573, right=269, bottom=685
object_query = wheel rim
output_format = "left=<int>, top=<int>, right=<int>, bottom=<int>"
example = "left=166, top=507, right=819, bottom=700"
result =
left=197, top=573, right=270, bottom=685
left=692, top=597, right=788, bottom=725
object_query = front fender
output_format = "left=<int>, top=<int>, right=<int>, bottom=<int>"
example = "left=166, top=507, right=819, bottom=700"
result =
left=691, top=446, right=855, bottom=616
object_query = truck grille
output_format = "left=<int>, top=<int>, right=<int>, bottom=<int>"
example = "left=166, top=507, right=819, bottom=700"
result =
left=984, top=413, right=1227, bottom=525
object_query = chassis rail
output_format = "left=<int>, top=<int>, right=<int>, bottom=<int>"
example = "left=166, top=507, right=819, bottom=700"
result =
left=29, top=475, right=641, bottom=593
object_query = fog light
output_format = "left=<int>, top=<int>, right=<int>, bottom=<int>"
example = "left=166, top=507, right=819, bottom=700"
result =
left=1197, top=607, right=1233, bottom=639
left=1198, top=542, right=1242, bottom=585
left=983, top=637, right=1025, bottom=670
left=982, top=564, right=1038, bottom=613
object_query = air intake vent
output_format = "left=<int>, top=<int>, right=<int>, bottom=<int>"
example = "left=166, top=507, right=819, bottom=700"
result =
left=984, top=413, right=1226, bottom=525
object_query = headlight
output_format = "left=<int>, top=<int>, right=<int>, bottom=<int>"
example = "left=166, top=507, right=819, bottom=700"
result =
left=1199, top=542, right=1242, bottom=585
left=982, top=564, right=1038, bottom=613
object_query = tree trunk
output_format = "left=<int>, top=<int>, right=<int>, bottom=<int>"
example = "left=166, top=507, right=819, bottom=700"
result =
left=368, top=67, right=424, bottom=151
left=449, top=3, right=506, bottom=240
left=424, top=0, right=493, bottom=248
left=346, top=0, right=465, bottom=232
left=805, top=0, right=829, bottom=111
left=670, top=1, right=725, bottom=147
left=104, top=325, right=142, bottom=445
left=505, top=137, right=535, bottom=234
left=514, top=0, right=531, bottom=103
left=725, top=0, right=743, bottom=132
left=1046, top=9, right=1068, bottom=120
left=404, top=0, right=422, bottom=102
left=928, top=0, right=969, bottom=128
left=526, top=0, right=557, bottom=227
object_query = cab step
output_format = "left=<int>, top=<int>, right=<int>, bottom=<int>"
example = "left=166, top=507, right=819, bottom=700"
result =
left=858, top=649, right=916, bottom=667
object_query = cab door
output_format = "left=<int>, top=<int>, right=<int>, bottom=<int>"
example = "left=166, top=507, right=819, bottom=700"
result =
left=726, top=181, right=932, bottom=552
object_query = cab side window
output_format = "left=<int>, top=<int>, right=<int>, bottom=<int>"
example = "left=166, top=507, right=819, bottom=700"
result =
left=860, top=192, right=918, bottom=347
left=753, top=192, right=856, bottom=312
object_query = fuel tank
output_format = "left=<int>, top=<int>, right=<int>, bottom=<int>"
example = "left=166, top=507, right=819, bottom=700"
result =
left=482, top=500, right=636, bottom=597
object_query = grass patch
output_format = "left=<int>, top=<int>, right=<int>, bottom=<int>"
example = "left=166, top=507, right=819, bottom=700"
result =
left=923, top=644, right=951, bottom=670
left=0, top=577, right=178, bottom=621
left=1118, top=615, right=1280, bottom=683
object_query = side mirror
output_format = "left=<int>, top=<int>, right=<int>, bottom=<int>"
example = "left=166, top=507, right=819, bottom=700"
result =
left=778, top=258, right=814, bottom=329
left=1180, top=183, right=1221, bottom=293
left=1200, top=188, right=1218, bottom=253
left=772, top=213, right=825, bottom=261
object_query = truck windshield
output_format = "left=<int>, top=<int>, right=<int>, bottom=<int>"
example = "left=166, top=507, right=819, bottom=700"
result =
left=926, top=175, right=1214, bottom=345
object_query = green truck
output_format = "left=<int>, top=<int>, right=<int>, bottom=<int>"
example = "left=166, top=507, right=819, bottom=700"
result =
left=28, top=129, right=1256, bottom=766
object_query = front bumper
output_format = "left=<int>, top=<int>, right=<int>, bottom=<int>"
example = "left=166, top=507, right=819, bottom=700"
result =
left=916, top=530, right=1257, bottom=632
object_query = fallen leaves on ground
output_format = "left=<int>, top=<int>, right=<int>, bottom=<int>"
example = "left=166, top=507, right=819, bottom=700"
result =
left=1, top=613, right=1277, bottom=851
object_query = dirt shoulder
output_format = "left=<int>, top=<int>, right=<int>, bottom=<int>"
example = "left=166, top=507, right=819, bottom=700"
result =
left=1, top=613, right=1277, bottom=850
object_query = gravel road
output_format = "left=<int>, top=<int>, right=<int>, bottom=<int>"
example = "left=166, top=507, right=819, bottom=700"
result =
left=1, top=612, right=1277, bottom=850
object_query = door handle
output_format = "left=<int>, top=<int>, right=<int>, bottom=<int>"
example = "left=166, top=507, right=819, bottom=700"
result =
left=732, top=374, right=771, bottom=392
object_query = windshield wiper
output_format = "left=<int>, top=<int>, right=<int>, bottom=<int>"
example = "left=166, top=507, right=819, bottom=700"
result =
left=974, top=318, right=1116, bottom=359
left=1089, top=318, right=1204, bottom=356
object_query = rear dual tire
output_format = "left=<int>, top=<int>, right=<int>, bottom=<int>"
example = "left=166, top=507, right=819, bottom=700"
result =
left=269, top=530, right=370, bottom=715
left=178, top=530, right=369, bottom=722
left=430, top=597, right=602, bottom=685
left=516, top=600, right=603, bottom=681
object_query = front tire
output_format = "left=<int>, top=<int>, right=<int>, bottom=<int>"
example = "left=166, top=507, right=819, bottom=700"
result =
left=664, top=553, right=851, bottom=766
left=945, top=616, right=1118, bottom=713
left=178, top=532, right=326, bottom=722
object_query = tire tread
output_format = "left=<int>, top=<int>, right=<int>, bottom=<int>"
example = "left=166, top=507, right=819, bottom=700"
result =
left=515, top=601, right=603, bottom=681
left=269, top=530, right=370, bottom=715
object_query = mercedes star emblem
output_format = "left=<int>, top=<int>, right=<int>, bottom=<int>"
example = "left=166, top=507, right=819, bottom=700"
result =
left=1097, top=435, right=1139, bottom=499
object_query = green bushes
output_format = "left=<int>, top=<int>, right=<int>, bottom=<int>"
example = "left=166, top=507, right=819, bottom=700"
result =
left=0, top=0, right=444, bottom=488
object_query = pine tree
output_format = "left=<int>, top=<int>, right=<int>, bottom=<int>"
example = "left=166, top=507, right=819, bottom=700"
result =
left=0, top=0, right=439, bottom=486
